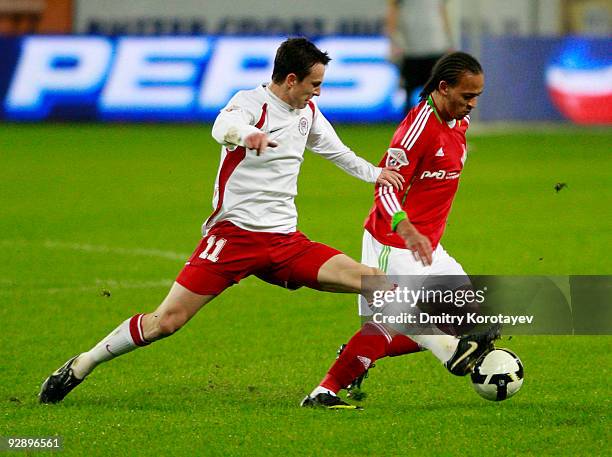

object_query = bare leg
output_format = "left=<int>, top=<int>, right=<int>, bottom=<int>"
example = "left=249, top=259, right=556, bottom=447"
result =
left=316, top=253, right=392, bottom=301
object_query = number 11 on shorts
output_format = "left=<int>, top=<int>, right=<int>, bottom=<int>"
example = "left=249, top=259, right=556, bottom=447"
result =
left=198, top=235, right=227, bottom=262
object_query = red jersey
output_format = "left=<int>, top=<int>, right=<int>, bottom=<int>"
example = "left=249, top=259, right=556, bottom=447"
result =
left=364, top=96, right=470, bottom=249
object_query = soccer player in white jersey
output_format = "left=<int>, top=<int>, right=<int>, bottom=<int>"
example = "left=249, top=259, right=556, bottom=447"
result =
left=302, top=52, right=501, bottom=409
left=39, top=38, right=404, bottom=408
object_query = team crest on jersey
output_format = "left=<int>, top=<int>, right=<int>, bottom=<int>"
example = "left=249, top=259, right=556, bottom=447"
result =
left=386, top=147, right=409, bottom=168
left=298, top=117, right=309, bottom=135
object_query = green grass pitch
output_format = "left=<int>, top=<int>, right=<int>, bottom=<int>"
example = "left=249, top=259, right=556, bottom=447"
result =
left=1, top=123, right=610, bottom=456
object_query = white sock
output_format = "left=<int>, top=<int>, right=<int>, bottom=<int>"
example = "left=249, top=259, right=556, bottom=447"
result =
left=310, top=385, right=336, bottom=397
left=71, top=314, right=149, bottom=379
left=408, top=334, right=459, bottom=364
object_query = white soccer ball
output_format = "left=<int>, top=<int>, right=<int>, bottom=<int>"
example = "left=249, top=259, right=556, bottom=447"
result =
left=471, top=348, right=524, bottom=401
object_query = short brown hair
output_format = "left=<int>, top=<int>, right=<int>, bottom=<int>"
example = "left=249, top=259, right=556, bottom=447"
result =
left=271, top=38, right=331, bottom=84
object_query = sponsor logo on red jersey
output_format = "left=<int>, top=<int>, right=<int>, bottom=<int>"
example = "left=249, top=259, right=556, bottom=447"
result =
left=420, top=170, right=460, bottom=180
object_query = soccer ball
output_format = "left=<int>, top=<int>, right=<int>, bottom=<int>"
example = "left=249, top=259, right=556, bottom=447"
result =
left=471, top=348, right=524, bottom=401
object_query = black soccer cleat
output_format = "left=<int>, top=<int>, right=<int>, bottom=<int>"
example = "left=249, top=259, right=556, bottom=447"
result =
left=337, top=343, right=374, bottom=400
left=39, top=355, right=84, bottom=404
left=300, top=392, right=362, bottom=410
left=445, top=324, right=502, bottom=376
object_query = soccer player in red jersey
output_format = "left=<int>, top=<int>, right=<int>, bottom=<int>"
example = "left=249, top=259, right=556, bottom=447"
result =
left=38, top=38, right=404, bottom=408
left=302, top=52, right=501, bottom=409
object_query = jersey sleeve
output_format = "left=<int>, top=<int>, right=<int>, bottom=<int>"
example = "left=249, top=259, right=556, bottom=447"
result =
left=373, top=127, right=428, bottom=230
left=211, top=91, right=262, bottom=148
left=306, top=105, right=381, bottom=183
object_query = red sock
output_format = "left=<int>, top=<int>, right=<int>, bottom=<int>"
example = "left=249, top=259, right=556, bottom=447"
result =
left=388, top=334, right=420, bottom=357
left=320, top=322, right=398, bottom=393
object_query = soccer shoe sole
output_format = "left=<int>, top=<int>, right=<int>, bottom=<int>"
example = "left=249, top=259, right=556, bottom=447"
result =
left=300, top=395, right=363, bottom=410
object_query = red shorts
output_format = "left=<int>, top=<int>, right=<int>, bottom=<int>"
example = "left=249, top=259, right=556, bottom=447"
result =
left=176, top=221, right=342, bottom=295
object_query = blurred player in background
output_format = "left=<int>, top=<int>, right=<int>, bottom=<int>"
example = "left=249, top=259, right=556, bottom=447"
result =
left=39, top=38, right=404, bottom=408
left=302, top=51, right=501, bottom=410
left=386, top=0, right=454, bottom=110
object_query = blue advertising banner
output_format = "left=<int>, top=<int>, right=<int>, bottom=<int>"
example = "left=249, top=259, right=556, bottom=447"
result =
left=0, top=36, right=404, bottom=123
left=0, top=35, right=610, bottom=124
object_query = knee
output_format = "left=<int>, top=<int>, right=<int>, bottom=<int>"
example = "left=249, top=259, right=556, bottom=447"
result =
left=370, top=267, right=386, bottom=277
left=356, top=265, right=385, bottom=277
left=342, top=265, right=383, bottom=291
left=359, top=266, right=391, bottom=296
left=361, top=266, right=387, bottom=283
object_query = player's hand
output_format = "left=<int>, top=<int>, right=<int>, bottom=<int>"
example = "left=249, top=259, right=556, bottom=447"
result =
left=395, top=220, right=433, bottom=266
left=377, top=167, right=405, bottom=191
left=245, top=132, right=278, bottom=156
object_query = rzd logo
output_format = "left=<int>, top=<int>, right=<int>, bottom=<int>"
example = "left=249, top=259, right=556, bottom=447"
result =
left=420, top=170, right=460, bottom=180
left=421, top=170, right=446, bottom=179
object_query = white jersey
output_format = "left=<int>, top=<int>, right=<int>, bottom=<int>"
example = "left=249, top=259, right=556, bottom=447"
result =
left=205, top=84, right=382, bottom=234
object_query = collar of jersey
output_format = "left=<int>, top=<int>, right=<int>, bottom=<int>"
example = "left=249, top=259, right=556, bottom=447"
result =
left=427, top=95, right=458, bottom=128
left=264, top=84, right=298, bottom=113
left=426, top=95, right=444, bottom=124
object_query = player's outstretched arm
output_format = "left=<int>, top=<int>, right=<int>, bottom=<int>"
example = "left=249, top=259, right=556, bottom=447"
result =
left=395, top=218, right=433, bottom=266
left=307, top=107, right=403, bottom=186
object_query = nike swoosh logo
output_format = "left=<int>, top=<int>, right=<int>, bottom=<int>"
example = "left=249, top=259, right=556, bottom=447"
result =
left=105, top=344, right=117, bottom=356
left=450, top=341, right=478, bottom=371
left=268, top=127, right=283, bottom=134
